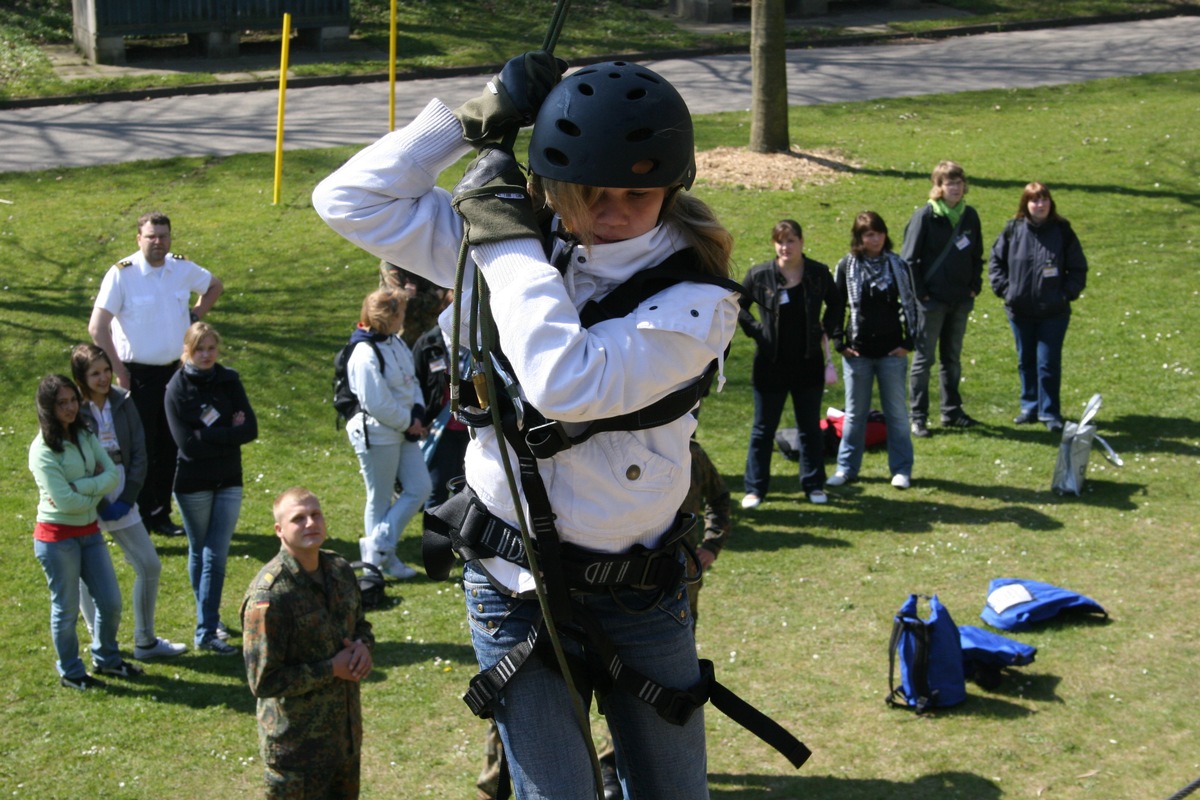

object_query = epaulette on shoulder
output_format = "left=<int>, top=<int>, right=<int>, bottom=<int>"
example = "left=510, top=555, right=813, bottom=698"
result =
left=256, top=569, right=278, bottom=590
left=116, top=259, right=133, bottom=269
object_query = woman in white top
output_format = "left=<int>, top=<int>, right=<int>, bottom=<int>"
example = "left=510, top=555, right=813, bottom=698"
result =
left=315, top=55, right=740, bottom=799
left=346, top=288, right=432, bottom=580
left=71, top=344, right=187, bottom=660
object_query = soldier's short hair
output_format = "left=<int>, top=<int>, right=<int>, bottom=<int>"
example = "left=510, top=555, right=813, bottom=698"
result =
left=273, top=487, right=320, bottom=522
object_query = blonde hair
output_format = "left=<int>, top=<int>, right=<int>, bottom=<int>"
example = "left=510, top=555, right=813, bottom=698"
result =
left=273, top=486, right=320, bottom=522
left=532, top=177, right=732, bottom=279
left=181, top=321, right=220, bottom=363
left=360, top=288, right=407, bottom=334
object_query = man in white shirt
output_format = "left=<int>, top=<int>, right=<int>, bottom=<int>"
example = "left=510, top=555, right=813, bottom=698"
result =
left=88, top=211, right=224, bottom=537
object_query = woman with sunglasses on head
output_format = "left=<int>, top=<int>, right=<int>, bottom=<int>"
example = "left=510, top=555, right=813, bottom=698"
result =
left=71, top=343, right=187, bottom=661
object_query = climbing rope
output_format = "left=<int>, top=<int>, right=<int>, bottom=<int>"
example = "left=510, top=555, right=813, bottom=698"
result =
left=447, top=1, right=607, bottom=797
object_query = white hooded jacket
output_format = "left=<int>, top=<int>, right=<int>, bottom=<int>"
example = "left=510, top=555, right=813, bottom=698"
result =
left=313, top=99, right=738, bottom=593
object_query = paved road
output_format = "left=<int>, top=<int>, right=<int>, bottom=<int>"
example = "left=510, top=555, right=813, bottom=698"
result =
left=2, top=16, right=1198, bottom=174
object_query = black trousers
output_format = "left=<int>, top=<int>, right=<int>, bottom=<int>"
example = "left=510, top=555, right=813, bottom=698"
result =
left=126, top=361, right=180, bottom=521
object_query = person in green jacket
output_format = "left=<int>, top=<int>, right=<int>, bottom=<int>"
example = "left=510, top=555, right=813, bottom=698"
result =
left=29, top=374, right=144, bottom=689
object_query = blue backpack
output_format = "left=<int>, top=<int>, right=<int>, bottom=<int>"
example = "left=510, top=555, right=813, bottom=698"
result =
left=887, top=594, right=967, bottom=713
left=980, top=578, right=1107, bottom=632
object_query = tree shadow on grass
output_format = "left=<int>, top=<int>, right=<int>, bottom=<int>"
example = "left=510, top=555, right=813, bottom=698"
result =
left=709, top=769, right=1001, bottom=799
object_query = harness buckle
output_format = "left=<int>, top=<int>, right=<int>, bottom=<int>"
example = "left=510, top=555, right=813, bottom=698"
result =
left=526, top=420, right=571, bottom=458
left=658, top=688, right=701, bottom=727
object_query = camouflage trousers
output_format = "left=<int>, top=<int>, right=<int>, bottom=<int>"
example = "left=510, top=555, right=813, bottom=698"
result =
left=264, top=754, right=360, bottom=800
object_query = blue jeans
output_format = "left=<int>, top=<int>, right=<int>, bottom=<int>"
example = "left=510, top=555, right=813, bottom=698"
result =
left=1009, top=314, right=1070, bottom=422
left=176, top=487, right=242, bottom=645
left=34, top=532, right=122, bottom=678
left=837, top=354, right=913, bottom=478
left=910, top=298, right=973, bottom=422
left=744, top=384, right=826, bottom=496
left=463, top=563, right=708, bottom=800
left=80, top=519, right=162, bottom=648
left=356, top=439, right=432, bottom=547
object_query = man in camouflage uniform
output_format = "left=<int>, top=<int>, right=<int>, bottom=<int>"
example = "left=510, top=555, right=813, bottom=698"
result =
left=681, top=436, right=732, bottom=623
left=241, top=487, right=374, bottom=799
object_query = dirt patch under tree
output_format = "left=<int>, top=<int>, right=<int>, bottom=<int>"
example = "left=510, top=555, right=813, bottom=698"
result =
left=695, top=146, right=859, bottom=191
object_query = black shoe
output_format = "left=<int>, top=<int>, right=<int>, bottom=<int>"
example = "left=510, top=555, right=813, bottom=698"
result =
left=599, top=753, right=620, bottom=800
left=1013, top=411, right=1038, bottom=425
left=910, top=420, right=931, bottom=438
left=61, top=673, right=107, bottom=690
left=150, top=516, right=185, bottom=537
left=94, top=659, right=145, bottom=679
left=941, top=413, right=978, bottom=428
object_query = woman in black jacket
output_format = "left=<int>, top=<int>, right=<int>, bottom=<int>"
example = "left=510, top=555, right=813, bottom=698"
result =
left=738, top=219, right=838, bottom=506
left=989, top=182, right=1088, bottom=432
left=165, top=322, right=258, bottom=654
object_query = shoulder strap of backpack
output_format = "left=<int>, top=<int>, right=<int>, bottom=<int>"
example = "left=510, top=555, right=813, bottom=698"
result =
left=887, top=615, right=935, bottom=713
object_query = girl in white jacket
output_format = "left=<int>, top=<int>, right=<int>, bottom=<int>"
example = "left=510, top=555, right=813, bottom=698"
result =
left=346, top=289, right=432, bottom=580
left=315, top=57, right=738, bottom=799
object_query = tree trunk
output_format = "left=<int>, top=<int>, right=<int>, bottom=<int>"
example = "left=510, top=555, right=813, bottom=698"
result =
left=750, top=0, right=789, bottom=153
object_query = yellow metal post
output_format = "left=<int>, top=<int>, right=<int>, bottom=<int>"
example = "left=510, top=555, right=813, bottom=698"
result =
left=389, top=0, right=398, bottom=130
left=272, top=13, right=293, bottom=205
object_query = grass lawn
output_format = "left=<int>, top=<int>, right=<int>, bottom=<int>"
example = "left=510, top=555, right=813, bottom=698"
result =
left=1, top=69, right=1198, bottom=798
left=0, top=0, right=1194, bottom=100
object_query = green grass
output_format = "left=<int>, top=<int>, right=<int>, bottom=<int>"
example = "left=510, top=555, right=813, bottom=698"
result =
left=0, top=0, right=1193, bottom=100
left=1, top=69, right=1198, bottom=799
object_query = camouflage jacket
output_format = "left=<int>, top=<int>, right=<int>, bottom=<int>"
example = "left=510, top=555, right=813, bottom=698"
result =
left=240, top=548, right=374, bottom=769
left=682, top=439, right=731, bottom=557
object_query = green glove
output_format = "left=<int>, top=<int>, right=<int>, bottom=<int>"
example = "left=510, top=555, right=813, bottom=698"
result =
left=452, top=148, right=542, bottom=246
left=453, top=51, right=566, bottom=147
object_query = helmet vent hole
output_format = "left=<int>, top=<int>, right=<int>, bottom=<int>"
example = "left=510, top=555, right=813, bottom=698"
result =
left=543, top=148, right=570, bottom=167
left=556, top=120, right=582, bottom=137
left=630, top=159, right=659, bottom=176
left=626, top=87, right=647, bottom=101
left=625, top=128, right=653, bottom=143
left=578, top=83, right=595, bottom=97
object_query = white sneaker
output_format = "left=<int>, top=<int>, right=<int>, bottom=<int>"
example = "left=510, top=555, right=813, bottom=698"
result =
left=891, top=474, right=911, bottom=490
left=808, top=490, right=828, bottom=505
left=388, top=556, right=422, bottom=582
left=826, top=472, right=849, bottom=487
left=741, top=494, right=761, bottom=510
left=134, top=637, right=188, bottom=660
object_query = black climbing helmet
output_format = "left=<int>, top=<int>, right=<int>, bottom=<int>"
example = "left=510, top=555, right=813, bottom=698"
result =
left=529, top=61, right=696, bottom=190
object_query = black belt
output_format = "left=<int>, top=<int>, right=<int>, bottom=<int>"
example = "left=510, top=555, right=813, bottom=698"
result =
left=423, top=486, right=695, bottom=593
left=124, top=360, right=180, bottom=376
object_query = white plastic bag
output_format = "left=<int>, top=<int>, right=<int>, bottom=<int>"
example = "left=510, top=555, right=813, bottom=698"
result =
left=1051, top=393, right=1123, bottom=495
